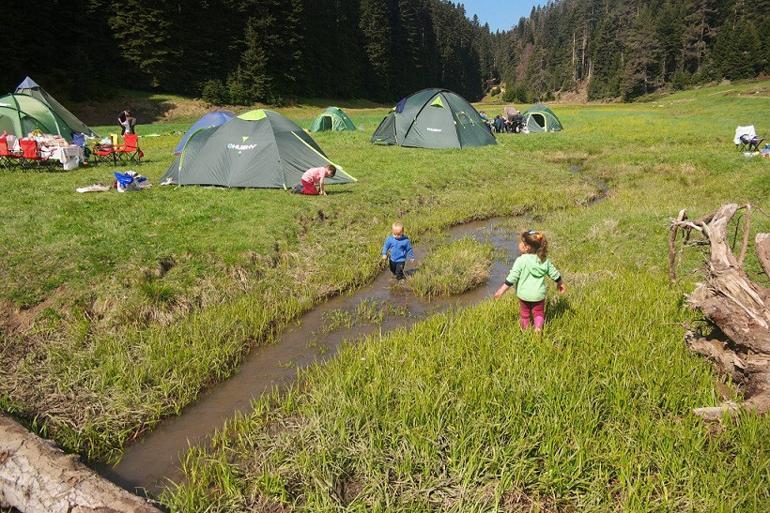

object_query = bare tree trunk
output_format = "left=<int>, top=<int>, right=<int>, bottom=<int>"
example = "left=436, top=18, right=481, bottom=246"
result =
left=0, top=415, right=160, bottom=513
left=670, top=204, right=770, bottom=419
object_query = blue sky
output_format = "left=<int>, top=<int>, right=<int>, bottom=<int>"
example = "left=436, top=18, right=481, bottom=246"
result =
left=463, top=1, right=546, bottom=32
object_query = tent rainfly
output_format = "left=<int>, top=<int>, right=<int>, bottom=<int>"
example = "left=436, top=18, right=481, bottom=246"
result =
left=0, top=93, right=76, bottom=140
left=371, top=88, right=496, bottom=149
left=173, top=111, right=235, bottom=154
left=309, top=107, right=356, bottom=132
left=162, top=109, right=356, bottom=188
left=14, top=76, right=96, bottom=137
left=522, top=104, right=563, bottom=133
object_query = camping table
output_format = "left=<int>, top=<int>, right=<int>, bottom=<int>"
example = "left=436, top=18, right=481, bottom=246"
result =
left=41, top=144, right=83, bottom=170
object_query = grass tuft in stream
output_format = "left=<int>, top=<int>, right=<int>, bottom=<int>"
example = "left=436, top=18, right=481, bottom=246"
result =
left=409, top=238, right=494, bottom=299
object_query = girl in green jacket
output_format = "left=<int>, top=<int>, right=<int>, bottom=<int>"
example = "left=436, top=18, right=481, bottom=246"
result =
left=494, top=230, right=566, bottom=331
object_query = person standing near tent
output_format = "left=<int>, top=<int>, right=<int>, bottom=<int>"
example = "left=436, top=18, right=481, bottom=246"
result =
left=118, top=110, right=136, bottom=135
left=294, top=164, right=336, bottom=195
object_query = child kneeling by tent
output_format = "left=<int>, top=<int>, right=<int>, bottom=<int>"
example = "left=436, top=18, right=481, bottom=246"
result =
left=293, top=164, right=336, bottom=196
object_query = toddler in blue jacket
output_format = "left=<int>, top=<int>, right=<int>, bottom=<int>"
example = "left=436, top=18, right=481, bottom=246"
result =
left=381, top=222, right=415, bottom=280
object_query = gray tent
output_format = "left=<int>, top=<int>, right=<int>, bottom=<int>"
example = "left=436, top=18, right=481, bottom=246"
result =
left=371, top=88, right=495, bottom=149
left=162, top=109, right=356, bottom=188
left=15, top=76, right=96, bottom=137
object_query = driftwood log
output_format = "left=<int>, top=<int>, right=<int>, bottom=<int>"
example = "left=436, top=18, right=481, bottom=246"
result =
left=669, top=204, right=770, bottom=420
left=0, top=415, right=160, bottom=513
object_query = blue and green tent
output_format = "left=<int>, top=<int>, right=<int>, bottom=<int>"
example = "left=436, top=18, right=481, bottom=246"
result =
left=163, top=109, right=356, bottom=188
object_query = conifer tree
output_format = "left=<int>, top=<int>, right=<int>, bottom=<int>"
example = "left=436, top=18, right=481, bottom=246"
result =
left=359, top=0, right=392, bottom=100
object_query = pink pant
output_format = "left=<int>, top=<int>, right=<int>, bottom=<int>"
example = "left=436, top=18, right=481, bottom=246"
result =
left=519, top=299, right=545, bottom=330
left=301, top=179, right=319, bottom=195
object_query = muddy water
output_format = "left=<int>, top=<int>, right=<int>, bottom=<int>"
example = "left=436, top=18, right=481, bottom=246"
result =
left=95, top=218, right=521, bottom=498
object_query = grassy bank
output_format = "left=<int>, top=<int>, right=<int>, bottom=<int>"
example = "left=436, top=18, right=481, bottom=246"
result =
left=161, top=82, right=770, bottom=511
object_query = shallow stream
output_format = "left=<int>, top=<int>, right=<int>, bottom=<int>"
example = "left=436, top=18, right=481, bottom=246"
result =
left=95, top=218, right=523, bottom=498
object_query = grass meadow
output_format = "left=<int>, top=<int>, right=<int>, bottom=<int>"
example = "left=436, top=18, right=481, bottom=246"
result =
left=3, top=80, right=770, bottom=510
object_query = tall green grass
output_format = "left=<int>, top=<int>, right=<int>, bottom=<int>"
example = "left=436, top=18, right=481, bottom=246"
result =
left=161, top=81, right=770, bottom=511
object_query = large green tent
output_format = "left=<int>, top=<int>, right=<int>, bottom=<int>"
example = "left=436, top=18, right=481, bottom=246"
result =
left=309, top=107, right=356, bottom=132
left=162, top=109, right=356, bottom=188
left=0, top=93, right=75, bottom=140
left=14, top=76, right=96, bottom=137
left=522, top=104, right=563, bottom=133
left=371, top=88, right=495, bottom=149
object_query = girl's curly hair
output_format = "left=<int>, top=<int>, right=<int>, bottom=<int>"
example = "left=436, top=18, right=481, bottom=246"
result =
left=521, top=230, right=548, bottom=262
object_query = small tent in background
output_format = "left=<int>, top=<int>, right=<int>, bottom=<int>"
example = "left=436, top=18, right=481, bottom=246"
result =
left=372, top=88, right=495, bottom=149
left=14, top=76, right=96, bottom=137
left=0, top=93, right=76, bottom=140
left=309, top=107, right=356, bottom=132
left=163, top=109, right=356, bottom=188
left=173, top=111, right=235, bottom=154
left=522, top=104, right=563, bottom=133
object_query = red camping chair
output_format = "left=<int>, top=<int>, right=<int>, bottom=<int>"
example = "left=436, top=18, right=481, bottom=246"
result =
left=117, top=134, right=144, bottom=163
left=0, top=136, right=21, bottom=168
left=19, top=139, right=49, bottom=169
left=91, top=142, right=118, bottom=165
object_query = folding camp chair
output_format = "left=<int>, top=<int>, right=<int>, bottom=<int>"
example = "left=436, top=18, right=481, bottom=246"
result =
left=0, top=136, right=21, bottom=168
left=117, top=134, right=144, bottom=164
left=91, top=142, right=118, bottom=165
left=735, top=125, right=765, bottom=152
left=18, top=139, right=49, bottom=169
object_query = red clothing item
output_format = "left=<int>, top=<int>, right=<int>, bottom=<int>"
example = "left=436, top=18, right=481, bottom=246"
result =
left=301, top=178, right=319, bottom=195
left=519, top=299, right=545, bottom=330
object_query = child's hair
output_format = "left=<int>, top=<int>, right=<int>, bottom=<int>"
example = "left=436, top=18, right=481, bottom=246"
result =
left=326, top=164, right=337, bottom=176
left=521, top=230, right=548, bottom=262
left=392, top=221, right=404, bottom=234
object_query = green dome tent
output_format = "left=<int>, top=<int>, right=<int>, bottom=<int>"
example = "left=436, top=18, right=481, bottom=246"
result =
left=309, top=107, right=356, bottom=132
left=522, top=104, right=563, bottom=133
left=0, top=93, right=78, bottom=140
left=162, top=109, right=356, bottom=189
left=15, top=76, right=96, bottom=137
left=371, top=88, right=496, bottom=149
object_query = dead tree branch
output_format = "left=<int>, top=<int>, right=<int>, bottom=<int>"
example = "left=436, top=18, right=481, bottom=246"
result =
left=670, top=204, right=770, bottom=419
left=0, top=415, right=160, bottom=513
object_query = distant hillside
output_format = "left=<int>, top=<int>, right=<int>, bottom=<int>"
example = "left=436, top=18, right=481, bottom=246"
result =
left=492, top=0, right=770, bottom=102
left=3, top=1, right=766, bottom=107
left=0, top=0, right=493, bottom=105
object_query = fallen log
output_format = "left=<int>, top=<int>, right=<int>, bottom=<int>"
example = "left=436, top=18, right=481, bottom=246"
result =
left=670, top=204, right=770, bottom=419
left=0, top=415, right=160, bottom=513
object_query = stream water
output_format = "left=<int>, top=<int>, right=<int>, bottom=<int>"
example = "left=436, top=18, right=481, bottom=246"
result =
left=94, top=218, right=523, bottom=498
